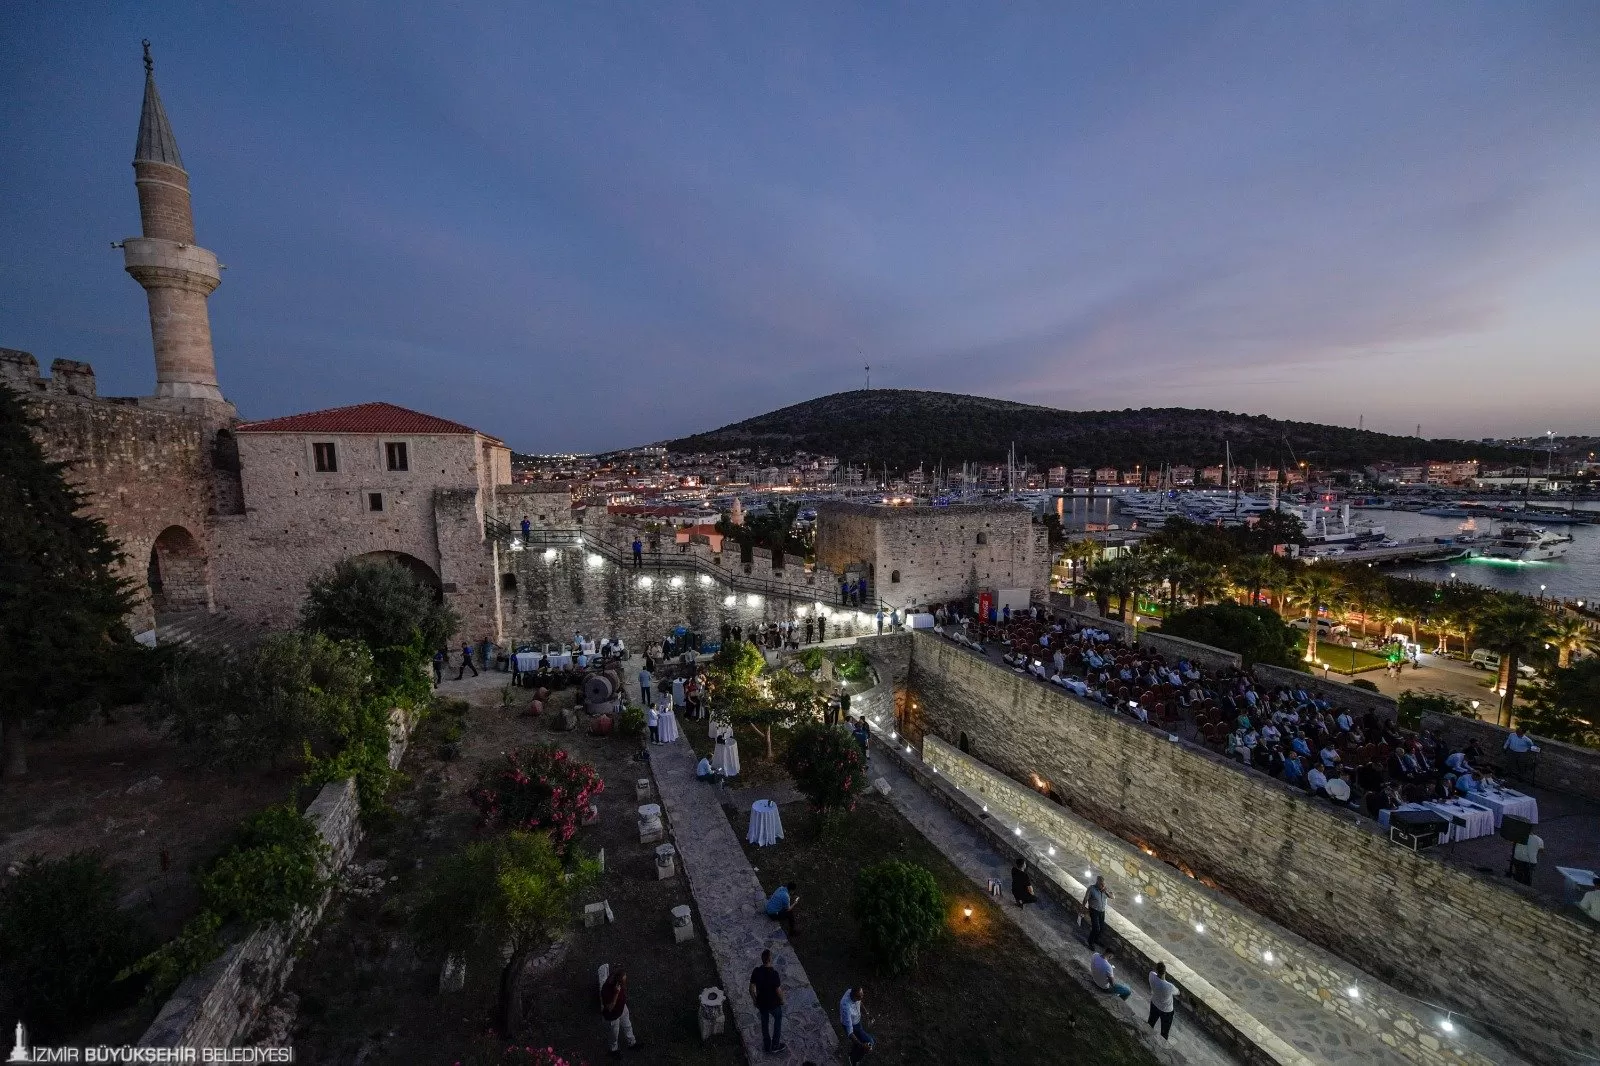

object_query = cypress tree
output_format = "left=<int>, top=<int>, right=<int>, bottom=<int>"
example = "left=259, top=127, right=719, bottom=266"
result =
left=0, top=384, right=137, bottom=775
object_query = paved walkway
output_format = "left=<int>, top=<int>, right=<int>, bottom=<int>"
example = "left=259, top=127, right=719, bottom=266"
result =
left=871, top=746, right=1519, bottom=1066
left=651, top=728, right=840, bottom=1064
left=868, top=751, right=1242, bottom=1066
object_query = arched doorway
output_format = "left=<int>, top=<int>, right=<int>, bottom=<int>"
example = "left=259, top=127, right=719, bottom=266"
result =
left=350, top=550, right=443, bottom=599
left=148, top=525, right=211, bottom=614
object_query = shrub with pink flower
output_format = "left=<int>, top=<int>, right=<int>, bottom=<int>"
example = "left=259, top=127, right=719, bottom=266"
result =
left=783, top=721, right=867, bottom=819
left=500, top=1046, right=586, bottom=1066
left=467, top=744, right=604, bottom=848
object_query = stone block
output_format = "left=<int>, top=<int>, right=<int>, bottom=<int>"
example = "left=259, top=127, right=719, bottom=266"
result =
left=584, top=902, right=607, bottom=929
left=439, top=954, right=466, bottom=994
left=636, top=778, right=653, bottom=802
left=698, top=987, right=727, bottom=1040
left=671, top=904, right=694, bottom=943
left=582, top=803, right=599, bottom=826
left=655, top=843, right=677, bottom=880
left=873, top=776, right=891, bottom=795
left=639, top=824, right=664, bottom=845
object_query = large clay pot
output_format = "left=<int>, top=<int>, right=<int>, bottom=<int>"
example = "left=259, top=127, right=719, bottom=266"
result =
left=590, top=714, right=615, bottom=736
left=523, top=699, right=543, bottom=718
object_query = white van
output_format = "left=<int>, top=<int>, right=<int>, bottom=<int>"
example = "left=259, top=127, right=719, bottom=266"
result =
left=1470, top=648, right=1537, bottom=678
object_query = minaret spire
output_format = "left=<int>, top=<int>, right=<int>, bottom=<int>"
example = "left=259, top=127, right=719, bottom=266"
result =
left=121, top=40, right=225, bottom=405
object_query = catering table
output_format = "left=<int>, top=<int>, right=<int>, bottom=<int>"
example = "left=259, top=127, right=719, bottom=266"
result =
left=513, top=652, right=540, bottom=672
left=657, top=709, right=679, bottom=744
left=747, top=799, right=783, bottom=847
left=1422, top=798, right=1495, bottom=841
left=712, top=731, right=741, bottom=779
left=1467, top=787, right=1539, bottom=828
left=1556, top=866, right=1597, bottom=905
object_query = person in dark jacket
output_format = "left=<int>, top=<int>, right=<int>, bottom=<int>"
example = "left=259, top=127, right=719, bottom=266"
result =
left=1012, top=857, right=1036, bottom=906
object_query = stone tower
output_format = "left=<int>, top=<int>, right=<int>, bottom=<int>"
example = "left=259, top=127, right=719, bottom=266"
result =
left=121, top=41, right=225, bottom=403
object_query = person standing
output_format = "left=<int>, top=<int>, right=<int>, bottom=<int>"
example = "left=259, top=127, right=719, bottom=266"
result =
left=839, top=986, right=875, bottom=1061
left=818, top=614, right=828, bottom=642
left=432, top=647, right=446, bottom=686
left=455, top=642, right=478, bottom=680
left=1084, top=875, right=1113, bottom=949
left=521, top=515, right=531, bottom=541
left=600, top=965, right=640, bottom=1057
left=749, top=949, right=787, bottom=1054
left=1011, top=857, right=1036, bottom=906
left=1510, top=830, right=1544, bottom=885
left=638, top=665, right=654, bottom=708
left=805, top=616, right=815, bottom=644
left=1147, top=962, right=1179, bottom=1040
left=647, top=704, right=659, bottom=744
left=672, top=675, right=686, bottom=714
left=632, top=537, right=643, bottom=569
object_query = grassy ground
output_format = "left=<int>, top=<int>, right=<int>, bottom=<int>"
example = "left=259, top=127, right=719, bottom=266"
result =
left=733, top=795, right=1156, bottom=1066
left=288, top=675, right=744, bottom=1066
left=1295, top=635, right=1390, bottom=674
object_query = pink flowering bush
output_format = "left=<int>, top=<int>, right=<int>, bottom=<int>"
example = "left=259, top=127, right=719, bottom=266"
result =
left=783, top=721, right=867, bottom=818
left=500, top=1046, right=586, bottom=1066
left=467, top=744, right=604, bottom=848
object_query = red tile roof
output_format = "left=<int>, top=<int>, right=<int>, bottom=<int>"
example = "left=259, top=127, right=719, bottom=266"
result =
left=236, top=401, right=500, bottom=441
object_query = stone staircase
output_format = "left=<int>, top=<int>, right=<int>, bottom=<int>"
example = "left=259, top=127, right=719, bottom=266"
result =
left=152, top=611, right=266, bottom=651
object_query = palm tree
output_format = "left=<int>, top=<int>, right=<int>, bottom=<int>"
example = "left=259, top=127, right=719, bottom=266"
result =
left=1149, top=551, right=1189, bottom=616
left=1475, top=602, right=1556, bottom=725
left=1228, top=555, right=1274, bottom=608
left=1339, top=565, right=1386, bottom=639
left=1291, top=569, right=1345, bottom=664
left=1547, top=614, right=1596, bottom=669
left=1185, top=562, right=1226, bottom=608
left=1110, top=555, right=1148, bottom=625
left=1084, top=560, right=1118, bottom=619
left=1060, top=538, right=1102, bottom=591
left=1264, top=557, right=1293, bottom=616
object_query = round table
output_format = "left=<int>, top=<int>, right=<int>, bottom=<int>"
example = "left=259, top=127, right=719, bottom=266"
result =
left=709, top=712, right=730, bottom=740
left=657, top=709, right=680, bottom=744
left=747, top=799, right=783, bottom=847
left=712, top=732, right=741, bottom=778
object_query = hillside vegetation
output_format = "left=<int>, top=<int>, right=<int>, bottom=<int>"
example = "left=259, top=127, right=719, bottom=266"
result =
left=661, top=389, right=1509, bottom=471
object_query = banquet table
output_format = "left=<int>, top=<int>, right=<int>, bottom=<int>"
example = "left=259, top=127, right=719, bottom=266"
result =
left=1423, top=799, right=1496, bottom=841
left=515, top=651, right=571, bottom=670
left=712, top=732, right=741, bottom=778
left=1467, top=787, right=1538, bottom=827
left=747, top=799, right=783, bottom=847
left=657, top=709, right=679, bottom=744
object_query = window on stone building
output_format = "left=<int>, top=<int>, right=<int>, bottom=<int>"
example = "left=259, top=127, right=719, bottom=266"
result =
left=891, top=570, right=901, bottom=583
left=385, top=441, right=409, bottom=471
left=976, top=532, right=987, bottom=545
left=313, top=442, right=337, bottom=472
left=367, top=492, right=384, bottom=512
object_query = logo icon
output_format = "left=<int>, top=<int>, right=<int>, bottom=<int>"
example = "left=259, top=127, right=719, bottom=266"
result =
left=6, top=1020, right=28, bottom=1063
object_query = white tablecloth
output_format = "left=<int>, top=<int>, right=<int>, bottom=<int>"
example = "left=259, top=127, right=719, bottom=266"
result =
left=1468, top=788, right=1538, bottom=827
left=712, top=732, right=741, bottom=778
left=747, top=799, right=783, bottom=847
left=514, top=652, right=539, bottom=672
left=515, top=651, right=570, bottom=669
left=1423, top=799, right=1495, bottom=841
left=709, top=712, right=730, bottom=740
left=657, top=710, right=679, bottom=743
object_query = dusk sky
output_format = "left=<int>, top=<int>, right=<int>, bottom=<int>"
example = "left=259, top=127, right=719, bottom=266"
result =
left=4, top=3, right=1598, bottom=453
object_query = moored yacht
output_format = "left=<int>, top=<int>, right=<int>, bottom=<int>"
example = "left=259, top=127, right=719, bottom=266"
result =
left=1480, top=525, right=1572, bottom=562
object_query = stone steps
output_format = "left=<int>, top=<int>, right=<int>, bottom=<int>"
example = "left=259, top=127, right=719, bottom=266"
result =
left=153, top=610, right=265, bottom=651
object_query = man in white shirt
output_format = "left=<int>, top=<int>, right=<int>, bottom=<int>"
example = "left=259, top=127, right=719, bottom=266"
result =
left=1306, top=765, right=1329, bottom=798
left=1323, top=771, right=1353, bottom=806
left=1147, top=963, right=1179, bottom=1039
left=839, top=987, right=873, bottom=1051
left=1091, top=951, right=1131, bottom=1000
left=647, top=705, right=659, bottom=743
left=1510, top=832, right=1543, bottom=885
left=1504, top=726, right=1537, bottom=754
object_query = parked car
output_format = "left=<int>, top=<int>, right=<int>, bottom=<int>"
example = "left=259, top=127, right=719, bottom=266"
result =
left=1291, top=617, right=1350, bottom=637
left=1469, top=648, right=1538, bottom=678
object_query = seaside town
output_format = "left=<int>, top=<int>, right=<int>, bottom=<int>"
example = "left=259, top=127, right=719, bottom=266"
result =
left=3, top=10, right=1598, bottom=1066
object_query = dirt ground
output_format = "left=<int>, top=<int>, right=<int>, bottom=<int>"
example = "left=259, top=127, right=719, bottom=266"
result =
left=0, top=715, right=305, bottom=1045
left=285, top=668, right=747, bottom=1066
left=728, top=793, right=1157, bottom=1066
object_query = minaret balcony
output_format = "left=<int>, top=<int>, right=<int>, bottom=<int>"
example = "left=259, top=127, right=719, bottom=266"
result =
left=121, top=237, right=221, bottom=294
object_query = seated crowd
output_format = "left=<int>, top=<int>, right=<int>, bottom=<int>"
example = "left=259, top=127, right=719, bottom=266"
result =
left=930, top=600, right=1524, bottom=822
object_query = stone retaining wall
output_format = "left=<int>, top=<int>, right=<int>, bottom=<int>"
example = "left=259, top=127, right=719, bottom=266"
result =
left=901, top=631, right=1599, bottom=1066
left=1138, top=630, right=1242, bottom=671
left=922, top=736, right=1515, bottom=1066
left=138, top=707, right=412, bottom=1048
left=1420, top=713, right=1600, bottom=803
left=1252, top=663, right=1399, bottom=721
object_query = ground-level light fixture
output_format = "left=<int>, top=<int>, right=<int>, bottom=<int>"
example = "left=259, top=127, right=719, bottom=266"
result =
left=587, top=553, right=604, bottom=567
left=1263, top=951, right=1274, bottom=962
left=963, top=905, right=973, bottom=921
left=670, top=575, right=684, bottom=588
left=1440, top=1018, right=1454, bottom=1034
left=699, top=574, right=713, bottom=586
left=1194, top=923, right=1205, bottom=934
left=723, top=594, right=737, bottom=607
left=639, top=575, right=653, bottom=587
left=544, top=548, right=558, bottom=561
left=1134, top=894, right=1143, bottom=904
left=1346, top=986, right=1360, bottom=999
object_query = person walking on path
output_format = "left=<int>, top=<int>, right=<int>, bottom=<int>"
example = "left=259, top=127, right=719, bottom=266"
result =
left=632, top=537, right=643, bottom=569
left=1147, top=962, right=1179, bottom=1040
left=1091, top=951, right=1132, bottom=1000
left=455, top=642, right=478, bottom=680
left=647, top=704, right=659, bottom=744
left=432, top=647, right=446, bottom=686
left=1011, top=857, right=1036, bottom=906
left=521, top=515, right=531, bottom=541
left=839, top=987, right=875, bottom=1061
left=639, top=665, right=654, bottom=708
left=1084, top=875, right=1113, bottom=949
left=749, top=948, right=787, bottom=1055
left=600, top=965, right=641, bottom=1057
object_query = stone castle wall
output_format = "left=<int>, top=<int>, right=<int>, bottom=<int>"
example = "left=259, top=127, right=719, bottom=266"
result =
left=900, top=631, right=1599, bottom=1066
left=815, top=502, right=1050, bottom=613
left=5, top=351, right=220, bottom=633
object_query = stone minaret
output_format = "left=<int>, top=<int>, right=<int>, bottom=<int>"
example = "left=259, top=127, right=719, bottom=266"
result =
left=122, top=41, right=225, bottom=403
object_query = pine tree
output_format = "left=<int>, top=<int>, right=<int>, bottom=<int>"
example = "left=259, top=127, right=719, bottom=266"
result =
left=0, top=384, right=138, bottom=775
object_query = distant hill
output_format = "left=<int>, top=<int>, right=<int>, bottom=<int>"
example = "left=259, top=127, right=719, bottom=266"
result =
left=659, top=390, right=1511, bottom=471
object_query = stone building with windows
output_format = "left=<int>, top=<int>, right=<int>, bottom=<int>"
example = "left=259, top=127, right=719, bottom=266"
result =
left=5, top=45, right=512, bottom=643
left=814, top=501, right=1050, bottom=613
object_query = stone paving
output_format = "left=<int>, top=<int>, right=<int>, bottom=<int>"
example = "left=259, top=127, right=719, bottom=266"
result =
left=870, top=745, right=1522, bottom=1066
left=650, top=723, right=841, bottom=1064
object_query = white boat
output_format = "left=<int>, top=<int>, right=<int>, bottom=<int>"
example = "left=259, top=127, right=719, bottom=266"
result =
left=1480, top=526, right=1572, bottom=562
